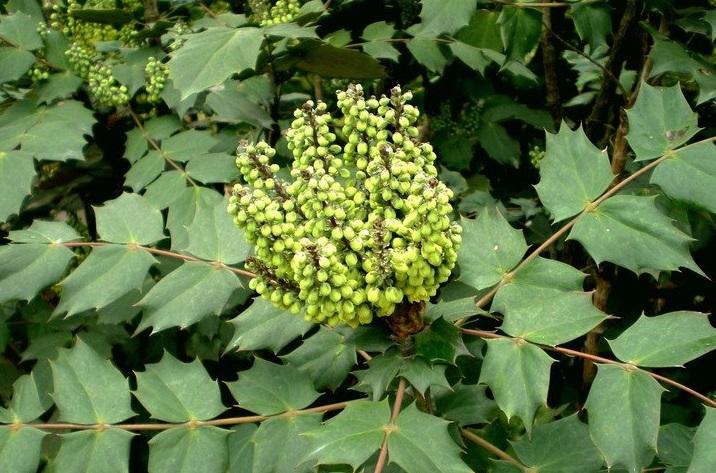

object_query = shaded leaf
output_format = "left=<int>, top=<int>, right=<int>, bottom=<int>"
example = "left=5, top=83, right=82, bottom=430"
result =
left=54, top=429, right=133, bottom=473
left=0, top=427, right=45, bottom=473
left=0, top=150, right=35, bottom=222
left=414, top=317, right=462, bottom=364
left=0, top=243, right=74, bottom=303
left=184, top=196, right=251, bottom=264
left=148, top=427, right=229, bottom=473
left=253, top=415, right=320, bottom=473
left=688, top=408, right=716, bottom=473
left=435, top=383, right=498, bottom=427
left=418, top=0, right=477, bottom=35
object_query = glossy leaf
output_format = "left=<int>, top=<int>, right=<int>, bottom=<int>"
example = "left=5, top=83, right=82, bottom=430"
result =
left=585, top=364, right=664, bottom=473
left=535, top=124, right=613, bottom=222
left=134, top=352, right=226, bottom=422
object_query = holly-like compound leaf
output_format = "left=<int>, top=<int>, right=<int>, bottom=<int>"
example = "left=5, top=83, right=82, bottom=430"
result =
left=226, top=298, right=312, bottom=353
left=0, top=243, right=75, bottom=303
left=388, top=404, right=473, bottom=473
left=51, top=339, right=135, bottom=424
left=8, top=220, right=80, bottom=244
left=0, top=426, right=46, bottom=473
left=352, top=350, right=404, bottom=400
left=184, top=196, right=251, bottom=264
left=688, top=408, right=716, bottom=473
left=0, top=150, right=34, bottom=222
left=35, top=72, right=83, bottom=104
left=0, top=47, right=35, bottom=84
left=569, top=195, right=703, bottom=277
left=54, top=429, right=133, bottom=473
left=658, top=423, right=694, bottom=472
left=510, top=415, right=604, bottom=473
left=493, top=257, right=608, bottom=345
left=305, top=400, right=390, bottom=470
left=53, top=245, right=156, bottom=317
left=418, top=0, right=476, bottom=35
left=626, top=83, right=700, bottom=161
left=136, top=262, right=242, bottom=333
left=227, top=424, right=256, bottom=473
left=0, top=12, right=43, bottom=50
left=399, top=357, right=451, bottom=395
left=585, top=364, right=664, bottom=473
left=281, top=327, right=357, bottom=391
left=124, top=150, right=164, bottom=192
left=498, top=6, right=542, bottom=60
left=0, top=373, right=49, bottom=423
left=226, top=359, right=319, bottom=416
left=458, top=209, right=527, bottom=290
left=414, top=317, right=463, bottom=364
left=608, top=311, right=716, bottom=367
left=434, top=383, right=498, bottom=427
left=651, top=141, right=716, bottom=214
left=406, top=36, right=449, bottom=74
left=534, top=124, right=613, bottom=222
left=252, top=415, right=321, bottom=473
left=160, top=129, right=220, bottom=163
left=168, top=26, right=265, bottom=99
left=479, top=338, right=553, bottom=433
left=148, top=427, right=229, bottom=473
left=143, top=170, right=187, bottom=210
left=133, top=352, right=226, bottom=422
left=424, top=297, right=483, bottom=323
left=94, top=193, right=165, bottom=245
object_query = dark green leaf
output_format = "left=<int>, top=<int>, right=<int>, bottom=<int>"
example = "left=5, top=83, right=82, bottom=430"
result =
left=435, top=383, right=498, bottom=427
left=293, top=43, right=387, bottom=78
left=498, top=7, right=542, bottom=60
left=0, top=13, right=43, bottom=50
left=0, top=243, right=74, bottom=303
left=570, top=3, right=612, bottom=50
left=34, top=72, right=82, bottom=104
left=407, top=37, right=448, bottom=73
left=148, top=427, right=229, bottom=473
left=253, top=415, right=321, bottom=473
left=94, top=193, right=166, bottom=245
left=418, top=0, right=477, bottom=35
left=476, top=121, right=520, bottom=167
left=689, top=408, right=716, bottom=472
left=124, top=151, right=164, bottom=192
left=0, top=150, right=35, bottom=222
left=414, top=317, right=462, bottom=364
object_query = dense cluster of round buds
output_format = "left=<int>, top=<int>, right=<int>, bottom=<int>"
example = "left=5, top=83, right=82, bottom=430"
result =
left=30, top=63, right=50, bottom=83
left=431, top=100, right=483, bottom=138
left=249, top=0, right=301, bottom=25
left=49, top=0, right=139, bottom=108
left=529, top=145, right=545, bottom=169
left=144, top=57, right=169, bottom=104
left=228, top=85, right=462, bottom=327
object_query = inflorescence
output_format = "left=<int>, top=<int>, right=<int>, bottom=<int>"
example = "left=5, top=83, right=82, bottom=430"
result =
left=228, top=85, right=462, bottom=327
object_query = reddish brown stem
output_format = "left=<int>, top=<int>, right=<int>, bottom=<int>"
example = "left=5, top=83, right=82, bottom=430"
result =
left=373, top=378, right=407, bottom=473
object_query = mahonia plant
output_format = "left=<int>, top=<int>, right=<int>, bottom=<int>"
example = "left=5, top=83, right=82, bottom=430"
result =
left=228, top=85, right=462, bottom=327
left=248, top=0, right=301, bottom=26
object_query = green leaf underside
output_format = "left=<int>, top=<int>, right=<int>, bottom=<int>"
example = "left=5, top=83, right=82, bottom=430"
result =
left=0, top=427, right=45, bottom=473
left=493, top=257, right=608, bottom=345
left=0, top=243, right=74, bottom=303
left=651, top=141, right=716, bottom=214
left=569, top=195, right=703, bottom=277
left=458, top=209, right=527, bottom=290
left=54, top=245, right=156, bottom=317
left=136, top=261, right=241, bottom=333
left=479, top=338, right=553, bottom=432
left=226, top=298, right=312, bottom=353
left=94, top=193, right=165, bottom=245
left=168, top=27, right=265, bottom=99
left=281, top=328, right=357, bottom=391
left=226, top=359, right=319, bottom=416
left=585, top=364, right=664, bottom=473
left=54, top=429, right=133, bottom=473
left=688, top=408, right=716, bottom=472
left=134, top=352, right=226, bottom=422
left=306, top=400, right=390, bottom=470
left=511, top=415, right=604, bottom=473
left=388, top=404, right=473, bottom=473
left=535, top=124, right=613, bottom=222
left=626, top=83, right=700, bottom=161
left=148, top=426, right=229, bottom=473
left=608, top=311, right=716, bottom=367
left=51, top=339, right=135, bottom=424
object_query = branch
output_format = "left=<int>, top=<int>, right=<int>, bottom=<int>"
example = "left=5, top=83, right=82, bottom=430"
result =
left=373, top=378, right=406, bottom=473
left=540, top=3, right=563, bottom=127
left=7, top=400, right=352, bottom=431
left=461, top=428, right=528, bottom=471
left=461, top=328, right=716, bottom=408
left=128, top=108, right=199, bottom=187
left=62, top=241, right=257, bottom=280
left=469, top=136, right=716, bottom=314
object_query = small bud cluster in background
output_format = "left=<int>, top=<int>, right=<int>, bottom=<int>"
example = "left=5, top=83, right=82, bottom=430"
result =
left=228, top=85, right=462, bottom=327
left=248, top=0, right=301, bottom=26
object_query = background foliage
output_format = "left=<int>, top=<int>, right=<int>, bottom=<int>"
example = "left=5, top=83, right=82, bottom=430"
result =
left=1, top=0, right=716, bottom=472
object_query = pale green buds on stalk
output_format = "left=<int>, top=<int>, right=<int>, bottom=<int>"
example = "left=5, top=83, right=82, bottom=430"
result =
left=228, top=84, right=462, bottom=327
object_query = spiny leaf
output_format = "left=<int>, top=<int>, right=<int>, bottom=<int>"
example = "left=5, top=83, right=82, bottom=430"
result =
left=418, top=0, right=477, bottom=35
left=569, top=195, right=703, bottom=277
left=626, top=83, right=700, bottom=161
left=0, top=12, right=43, bottom=50
left=352, top=349, right=404, bottom=400
left=479, top=338, right=553, bottom=433
left=252, top=415, right=321, bottom=473
left=535, top=124, right=614, bottom=222
left=50, top=339, right=135, bottom=424
left=0, top=373, right=49, bottom=423
left=281, top=327, right=357, bottom=391
left=0, top=243, right=75, bottom=303
left=133, top=352, right=226, bottom=422
left=226, top=298, right=312, bottom=353
left=0, top=427, right=45, bottom=473
left=434, top=383, right=498, bottom=427
left=54, top=245, right=156, bottom=317
left=414, top=317, right=463, bottom=364
left=226, top=359, right=319, bottom=415
left=388, top=404, right=473, bottom=473
left=161, top=129, right=220, bottom=163
left=305, top=400, right=390, bottom=470
left=148, top=427, right=229, bottom=473
left=136, top=262, right=241, bottom=333
left=143, top=170, right=187, bottom=210
left=585, top=364, right=664, bottom=473
left=124, top=150, right=164, bottom=192
left=227, top=424, right=257, bottom=473
left=651, top=141, right=716, bottom=214
left=94, top=193, right=166, bottom=245
left=8, top=220, right=80, bottom=244
left=493, top=257, right=608, bottom=345
left=510, top=415, right=604, bottom=473
left=167, top=26, right=264, bottom=99
left=658, top=423, right=694, bottom=471
left=458, top=209, right=527, bottom=290
left=608, top=311, right=716, bottom=367
left=184, top=196, right=251, bottom=265
left=54, top=429, right=133, bottom=473
left=0, top=150, right=34, bottom=222
left=688, top=408, right=716, bottom=473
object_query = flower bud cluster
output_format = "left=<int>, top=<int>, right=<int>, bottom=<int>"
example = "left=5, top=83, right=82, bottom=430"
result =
left=228, top=85, right=462, bottom=327
left=249, top=0, right=301, bottom=26
left=144, top=57, right=169, bottom=103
